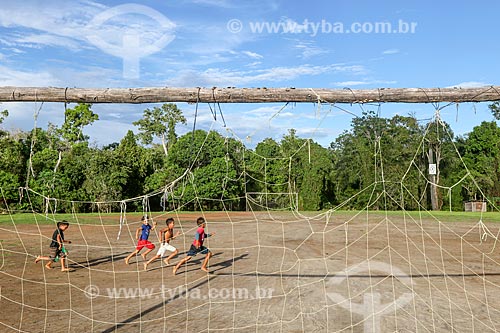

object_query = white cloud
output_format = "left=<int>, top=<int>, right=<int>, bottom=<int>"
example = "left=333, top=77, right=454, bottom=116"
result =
left=169, top=64, right=366, bottom=86
left=294, top=41, right=329, bottom=59
left=2, top=102, right=145, bottom=147
left=245, top=105, right=289, bottom=117
left=15, top=33, right=86, bottom=50
left=0, top=1, right=101, bottom=41
left=278, top=17, right=306, bottom=34
left=86, top=119, right=136, bottom=146
left=0, top=65, right=60, bottom=86
left=0, top=62, right=127, bottom=89
left=245, top=61, right=262, bottom=67
left=242, top=51, right=263, bottom=59
left=0, top=0, right=175, bottom=60
left=448, top=81, right=491, bottom=88
left=185, top=0, right=234, bottom=8
left=333, top=79, right=397, bottom=87
left=183, top=0, right=279, bottom=10
left=382, top=48, right=400, bottom=55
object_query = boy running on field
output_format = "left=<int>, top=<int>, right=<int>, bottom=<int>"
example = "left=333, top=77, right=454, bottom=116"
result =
left=35, top=221, right=72, bottom=272
left=125, top=216, right=157, bottom=264
left=173, top=217, right=215, bottom=275
left=144, top=217, right=180, bottom=271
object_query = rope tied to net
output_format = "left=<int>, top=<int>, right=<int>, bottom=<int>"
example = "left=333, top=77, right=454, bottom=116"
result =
left=142, top=195, right=150, bottom=220
left=25, top=90, right=43, bottom=188
left=117, top=201, right=127, bottom=240
left=161, top=187, right=169, bottom=211
left=17, top=187, right=24, bottom=206
left=478, top=219, right=497, bottom=244
left=309, top=87, right=323, bottom=118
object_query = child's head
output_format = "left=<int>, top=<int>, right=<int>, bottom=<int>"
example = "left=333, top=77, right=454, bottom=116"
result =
left=141, top=216, right=149, bottom=224
left=166, top=218, right=175, bottom=229
left=196, top=217, right=205, bottom=227
left=57, top=221, right=69, bottom=231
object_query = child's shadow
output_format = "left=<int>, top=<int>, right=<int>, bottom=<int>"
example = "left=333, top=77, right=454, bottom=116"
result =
left=209, top=253, right=249, bottom=273
left=145, top=252, right=224, bottom=273
left=68, top=252, right=129, bottom=270
left=181, top=253, right=249, bottom=274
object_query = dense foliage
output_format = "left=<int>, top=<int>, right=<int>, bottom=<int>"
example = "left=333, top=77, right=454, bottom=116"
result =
left=1, top=103, right=498, bottom=212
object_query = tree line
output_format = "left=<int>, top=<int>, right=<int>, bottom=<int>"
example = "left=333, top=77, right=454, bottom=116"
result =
left=1, top=102, right=500, bottom=213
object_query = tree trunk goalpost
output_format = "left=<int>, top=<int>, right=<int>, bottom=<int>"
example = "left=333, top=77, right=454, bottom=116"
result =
left=0, top=86, right=499, bottom=104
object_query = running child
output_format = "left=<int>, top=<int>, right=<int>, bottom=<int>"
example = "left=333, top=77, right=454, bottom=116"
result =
left=125, top=216, right=157, bottom=264
left=35, top=221, right=72, bottom=271
left=172, top=217, right=215, bottom=275
left=144, top=217, right=180, bottom=271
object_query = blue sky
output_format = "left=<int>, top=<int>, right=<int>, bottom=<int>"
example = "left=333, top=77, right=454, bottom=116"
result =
left=0, top=0, right=498, bottom=147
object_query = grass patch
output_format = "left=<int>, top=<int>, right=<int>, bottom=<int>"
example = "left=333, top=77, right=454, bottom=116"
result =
left=0, top=212, right=141, bottom=225
left=0, top=210, right=498, bottom=225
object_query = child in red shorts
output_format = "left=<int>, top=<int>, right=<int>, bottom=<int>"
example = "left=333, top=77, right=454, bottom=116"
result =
left=125, top=216, right=157, bottom=264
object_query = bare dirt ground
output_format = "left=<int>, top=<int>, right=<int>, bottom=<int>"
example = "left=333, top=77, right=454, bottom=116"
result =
left=1, top=211, right=500, bottom=332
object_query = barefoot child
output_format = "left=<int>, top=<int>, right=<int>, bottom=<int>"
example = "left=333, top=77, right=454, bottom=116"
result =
left=125, top=216, right=157, bottom=264
left=173, top=217, right=215, bottom=275
left=35, top=221, right=72, bottom=272
left=144, top=217, right=180, bottom=271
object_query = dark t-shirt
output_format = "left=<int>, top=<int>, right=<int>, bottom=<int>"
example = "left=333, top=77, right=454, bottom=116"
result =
left=50, top=228, right=64, bottom=248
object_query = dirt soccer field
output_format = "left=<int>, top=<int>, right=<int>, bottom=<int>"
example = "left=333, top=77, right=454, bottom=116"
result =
left=1, top=211, right=500, bottom=332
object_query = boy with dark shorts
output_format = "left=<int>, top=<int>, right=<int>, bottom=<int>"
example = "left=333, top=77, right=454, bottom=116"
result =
left=173, top=217, right=215, bottom=275
left=35, top=221, right=72, bottom=271
left=125, top=216, right=157, bottom=264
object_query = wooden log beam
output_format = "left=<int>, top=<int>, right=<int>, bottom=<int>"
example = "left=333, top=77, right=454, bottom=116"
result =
left=0, top=86, right=499, bottom=104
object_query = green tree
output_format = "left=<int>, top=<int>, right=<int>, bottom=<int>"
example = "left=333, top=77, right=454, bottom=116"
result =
left=462, top=121, right=500, bottom=200
left=0, top=126, right=24, bottom=209
left=82, top=149, right=128, bottom=206
left=134, top=103, right=187, bottom=156
left=60, top=103, right=98, bottom=144
left=422, top=119, right=456, bottom=210
left=115, top=130, right=153, bottom=199
left=247, top=138, right=287, bottom=193
left=273, top=129, right=336, bottom=210
left=166, top=130, right=245, bottom=210
left=489, top=102, right=500, bottom=120
left=331, top=112, right=429, bottom=210
left=0, top=109, right=8, bottom=125
left=331, top=112, right=387, bottom=208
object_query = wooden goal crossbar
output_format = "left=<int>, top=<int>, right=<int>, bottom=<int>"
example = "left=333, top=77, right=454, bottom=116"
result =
left=0, top=86, right=499, bottom=104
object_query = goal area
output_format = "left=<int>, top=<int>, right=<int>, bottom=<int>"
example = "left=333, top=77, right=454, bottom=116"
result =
left=1, top=86, right=500, bottom=332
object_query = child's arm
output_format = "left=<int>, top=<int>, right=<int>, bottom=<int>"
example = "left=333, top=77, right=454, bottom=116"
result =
left=135, top=227, right=142, bottom=240
left=206, top=231, right=216, bottom=238
left=151, top=221, right=157, bottom=231
left=166, top=230, right=181, bottom=242
left=56, top=234, right=64, bottom=249
left=159, top=228, right=168, bottom=244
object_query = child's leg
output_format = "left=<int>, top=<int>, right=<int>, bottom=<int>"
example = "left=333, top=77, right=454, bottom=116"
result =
left=141, top=248, right=154, bottom=260
left=125, top=249, right=140, bottom=264
left=163, top=250, right=178, bottom=266
left=35, top=255, right=51, bottom=264
left=60, top=257, right=70, bottom=272
left=172, top=256, right=191, bottom=275
left=144, top=255, right=160, bottom=270
left=201, top=251, right=212, bottom=272
left=45, top=259, right=55, bottom=269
